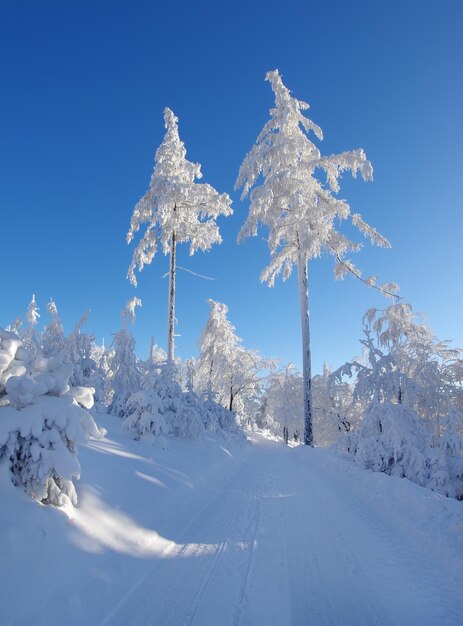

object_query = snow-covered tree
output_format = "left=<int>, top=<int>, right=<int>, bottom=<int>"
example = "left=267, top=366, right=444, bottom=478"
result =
left=127, top=108, right=233, bottom=362
left=261, top=364, right=303, bottom=439
left=0, top=328, right=27, bottom=403
left=65, top=311, right=98, bottom=388
left=312, top=364, right=357, bottom=447
left=42, top=299, right=66, bottom=358
left=335, top=303, right=463, bottom=498
left=124, top=356, right=240, bottom=442
left=107, top=298, right=141, bottom=417
left=336, top=303, right=463, bottom=423
left=197, top=299, right=275, bottom=418
left=236, top=70, right=394, bottom=445
left=21, top=294, right=41, bottom=363
left=0, top=328, right=104, bottom=505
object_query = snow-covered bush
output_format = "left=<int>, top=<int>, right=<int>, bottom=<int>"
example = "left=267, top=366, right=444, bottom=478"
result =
left=335, top=303, right=463, bottom=499
left=0, top=330, right=104, bottom=506
left=147, top=363, right=203, bottom=439
left=0, top=328, right=28, bottom=401
left=123, top=362, right=241, bottom=442
left=123, top=389, right=166, bottom=440
left=338, top=401, right=463, bottom=499
left=200, top=394, right=241, bottom=434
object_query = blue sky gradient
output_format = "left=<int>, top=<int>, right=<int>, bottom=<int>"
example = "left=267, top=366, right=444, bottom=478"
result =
left=1, top=0, right=462, bottom=373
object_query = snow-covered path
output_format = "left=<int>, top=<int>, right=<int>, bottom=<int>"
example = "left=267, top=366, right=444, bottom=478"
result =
left=95, top=433, right=462, bottom=626
left=2, top=424, right=462, bottom=625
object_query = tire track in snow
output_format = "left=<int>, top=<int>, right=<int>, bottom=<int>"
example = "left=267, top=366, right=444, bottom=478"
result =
left=230, top=492, right=261, bottom=626
left=98, top=454, right=251, bottom=626
left=99, top=447, right=264, bottom=626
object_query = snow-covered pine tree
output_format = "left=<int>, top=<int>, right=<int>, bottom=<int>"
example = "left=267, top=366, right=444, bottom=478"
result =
left=21, top=294, right=41, bottom=364
left=0, top=327, right=104, bottom=506
left=236, top=70, right=394, bottom=446
left=42, top=299, right=66, bottom=358
left=65, top=311, right=98, bottom=388
left=127, top=108, right=233, bottom=362
left=107, top=298, right=141, bottom=417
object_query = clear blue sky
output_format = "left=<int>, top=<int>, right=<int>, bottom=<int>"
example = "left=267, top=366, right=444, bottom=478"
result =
left=1, top=0, right=462, bottom=373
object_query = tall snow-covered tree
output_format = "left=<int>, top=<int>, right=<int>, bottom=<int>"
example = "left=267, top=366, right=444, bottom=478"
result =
left=236, top=70, right=393, bottom=446
left=127, top=108, right=233, bottom=362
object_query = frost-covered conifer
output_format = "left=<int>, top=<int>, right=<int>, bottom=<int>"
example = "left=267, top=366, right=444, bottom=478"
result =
left=0, top=328, right=103, bottom=505
left=236, top=70, right=393, bottom=445
left=21, top=294, right=41, bottom=363
left=107, top=298, right=141, bottom=417
left=65, top=311, right=98, bottom=388
left=42, top=299, right=66, bottom=358
left=127, top=108, right=233, bottom=362
left=123, top=368, right=193, bottom=441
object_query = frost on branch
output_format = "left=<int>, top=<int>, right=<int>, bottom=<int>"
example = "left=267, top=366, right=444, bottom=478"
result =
left=0, top=329, right=104, bottom=506
left=127, top=107, right=233, bottom=286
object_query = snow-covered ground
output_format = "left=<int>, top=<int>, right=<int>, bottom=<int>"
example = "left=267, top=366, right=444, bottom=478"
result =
left=1, top=415, right=462, bottom=626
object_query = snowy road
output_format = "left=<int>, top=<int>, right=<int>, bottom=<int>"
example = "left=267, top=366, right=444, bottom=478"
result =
left=95, top=433, right=463, bottom=626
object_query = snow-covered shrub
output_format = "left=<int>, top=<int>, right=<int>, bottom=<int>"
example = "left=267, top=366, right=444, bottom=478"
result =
left=342, top=402, right=428, bottom=484
left=123, top=362, right=241, bottom=442
left=150, top=363, right=203, bottom=439
left=334, top=303, right=463, bottom=499
left=123, top=389, right=166, bottom=440
left=0, top=331, right=104, bottom=506
left=201, top=395, right=240, bottom=434
left=0, top=328, right=28, bottom=401
left=427, top=412, right=463, bottom=499
left=338, top=401, right=463, bottom=499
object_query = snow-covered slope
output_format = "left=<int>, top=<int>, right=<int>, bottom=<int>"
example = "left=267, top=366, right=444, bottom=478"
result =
left=1, top=416, right=462, bottom=625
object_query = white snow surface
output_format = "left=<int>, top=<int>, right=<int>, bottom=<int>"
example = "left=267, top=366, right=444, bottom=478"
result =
left=1, top=415, right=462, bottom=626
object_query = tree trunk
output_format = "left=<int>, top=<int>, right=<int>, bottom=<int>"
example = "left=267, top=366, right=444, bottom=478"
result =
left=167, top=229, right=176, bottom=363
left=298, top=252, right=313, bottom=446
